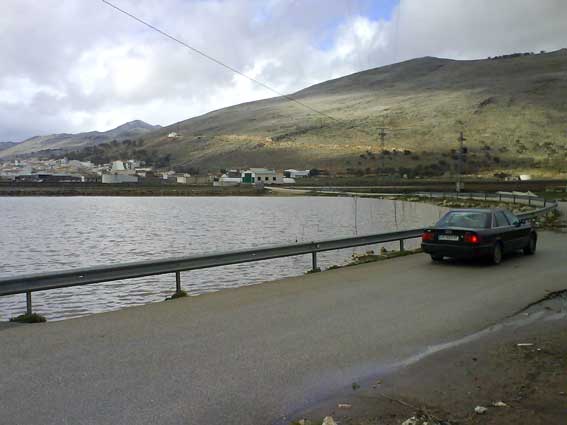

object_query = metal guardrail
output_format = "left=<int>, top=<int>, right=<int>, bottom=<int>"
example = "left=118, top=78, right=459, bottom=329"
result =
left=0, top=191, right=558, bottom=317
left=413, top=191, right=558, bottom=219
left=0, top=228, right=423, bottom=316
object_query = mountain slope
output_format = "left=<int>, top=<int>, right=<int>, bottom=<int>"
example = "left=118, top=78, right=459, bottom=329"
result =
left=0, top=120, right=160, bottom=159
left=0, top=142, right=19, bottom=152
left=140, top=49, right=567, bottom=173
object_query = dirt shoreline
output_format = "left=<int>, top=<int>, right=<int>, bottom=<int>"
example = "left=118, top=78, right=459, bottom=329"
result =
left=0, top=183, right=265, bottom=196
left=289, top=292, right=567, bottom=425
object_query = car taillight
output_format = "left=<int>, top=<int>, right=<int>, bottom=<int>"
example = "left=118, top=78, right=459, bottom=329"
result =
left=464, top=232, right=480, bottom=244
left=422, top=231, right=434, bottom=242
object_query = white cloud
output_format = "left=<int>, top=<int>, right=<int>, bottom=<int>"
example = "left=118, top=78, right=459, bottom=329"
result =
left=395, top=0, right=567, bottom=60
left=1, top=0, right=566, bottom=142
left=0, top=78, right=64, bottom=106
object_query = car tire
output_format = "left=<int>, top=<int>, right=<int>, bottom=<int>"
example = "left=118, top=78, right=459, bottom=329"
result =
left=491, top=242, right=503, bottom=265
left=430, top=254, right=444, bottom=262
left=523, top=234, right=537, bottom=255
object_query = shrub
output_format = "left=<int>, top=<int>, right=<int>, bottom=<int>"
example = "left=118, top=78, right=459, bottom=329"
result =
left=10, top=313, right=47, bottom=323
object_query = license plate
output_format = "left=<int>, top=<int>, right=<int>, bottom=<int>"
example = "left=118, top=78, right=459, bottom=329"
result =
left=438, top=234, right=460, bottom=241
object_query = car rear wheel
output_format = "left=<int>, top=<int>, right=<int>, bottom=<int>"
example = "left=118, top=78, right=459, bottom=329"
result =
left=491, top=242, right=503, bottom=265
left=430, top=254, right=444, bottom=262
left=523, top=234, right=537, bottom=255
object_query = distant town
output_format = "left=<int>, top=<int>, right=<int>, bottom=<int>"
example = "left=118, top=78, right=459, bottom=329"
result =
left=0, top=157, right=314, bottom=186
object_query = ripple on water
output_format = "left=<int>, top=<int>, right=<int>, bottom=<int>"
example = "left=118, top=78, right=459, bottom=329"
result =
left=0, top=197, right=445, bottom=320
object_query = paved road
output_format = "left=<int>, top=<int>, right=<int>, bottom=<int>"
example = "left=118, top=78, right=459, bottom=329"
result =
left=2, top=231, right=567, bottom=425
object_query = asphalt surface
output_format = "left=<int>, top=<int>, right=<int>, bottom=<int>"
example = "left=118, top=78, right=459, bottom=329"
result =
left=1, top=231, right=567, bottom=425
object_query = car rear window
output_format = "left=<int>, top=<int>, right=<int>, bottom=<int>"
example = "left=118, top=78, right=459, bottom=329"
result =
left=494, top=211, right=510, bottom=227
left=436, top=211, right=491, bottom=229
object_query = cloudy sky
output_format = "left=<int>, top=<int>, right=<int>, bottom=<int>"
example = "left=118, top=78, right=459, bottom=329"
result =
left=1, top=0, right=566, bottom=142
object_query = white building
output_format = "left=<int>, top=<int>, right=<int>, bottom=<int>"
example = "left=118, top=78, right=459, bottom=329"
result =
left=284, top=169, right=311, bottom=178
left=176, top=173, right=191, bottom=184
left=213, top=174, right=242, bottom=186
left=177, top=174, right=211, bottom=185
left=162, top=170, right=176, bottom=182
left=111, top=160, right=127, bottom=172
left=132, top=167, right=151, bottom=178
left=111, top=160, right=141, bottom=172
left=102, top=174, right=139, bottom=184
left=241, top=168, right=284, bottom=184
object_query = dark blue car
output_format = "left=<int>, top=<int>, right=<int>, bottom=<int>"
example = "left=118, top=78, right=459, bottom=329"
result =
left=421, top=208, right=537, bottom=264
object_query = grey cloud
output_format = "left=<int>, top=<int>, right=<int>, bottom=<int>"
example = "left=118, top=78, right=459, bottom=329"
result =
left=1, top=0, right=566, bottom=142
left=396, top=0, right=567, bottom=60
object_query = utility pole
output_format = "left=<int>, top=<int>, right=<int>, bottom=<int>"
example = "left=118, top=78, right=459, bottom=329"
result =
left=456, top=131, right=466, bottom=192
left=379, top=127, right=387, bottom=173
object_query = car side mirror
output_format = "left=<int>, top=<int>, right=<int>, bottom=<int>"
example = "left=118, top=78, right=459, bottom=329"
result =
left=514, top=221, right=521, bottom=227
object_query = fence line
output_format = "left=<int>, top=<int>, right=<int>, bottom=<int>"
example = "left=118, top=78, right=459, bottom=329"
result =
left=0, top=192, right=557, bottom=317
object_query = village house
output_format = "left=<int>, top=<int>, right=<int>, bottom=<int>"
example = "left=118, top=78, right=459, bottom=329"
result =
left=241, top=168, right=284, bottom=184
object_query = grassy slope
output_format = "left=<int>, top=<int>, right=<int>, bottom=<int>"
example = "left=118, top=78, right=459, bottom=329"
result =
left=138, top=49, right=567, bottom=173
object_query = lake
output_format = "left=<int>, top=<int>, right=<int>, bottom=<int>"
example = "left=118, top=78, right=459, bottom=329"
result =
left=0, top=196, right=444, bottom=320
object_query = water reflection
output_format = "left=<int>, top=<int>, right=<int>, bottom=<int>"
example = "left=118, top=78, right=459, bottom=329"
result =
left=0, top=196, right=444, bottom=320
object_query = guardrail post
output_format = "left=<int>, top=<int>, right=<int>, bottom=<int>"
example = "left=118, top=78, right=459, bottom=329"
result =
left=26, top=291, right=32, bottom=316
left=544, top=199, right=547, bottom=207
left=311, top=251, right=319, bottom=272
left=399, top=239, right=405, bottom=252
left=311, top=252, right=318, bottom=272
left=499, top=194, right=502, bottom=202
left=175, top=271, right=182, bottom=294
left=513, top=195, right=516, bottom=204
left=528, top=198, right=532, bottom=206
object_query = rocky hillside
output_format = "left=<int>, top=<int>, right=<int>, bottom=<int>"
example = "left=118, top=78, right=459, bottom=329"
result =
left=0, top=120, right=160, bottom=159
left=0, top=142, right=19, bottom=152
left=8, top=49, right=567, bottom=176
left=138, top=49, right=567, bottom=174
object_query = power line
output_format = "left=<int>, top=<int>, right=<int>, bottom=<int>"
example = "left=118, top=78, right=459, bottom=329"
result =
left=101, top=0, right=338, bottom=122
left=101, top=0, right=417, bottom=158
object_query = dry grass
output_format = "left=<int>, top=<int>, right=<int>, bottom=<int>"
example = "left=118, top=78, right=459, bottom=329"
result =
left=140, top=50, right=567, bottom=173
left=8, top=50, right=567, bottom=176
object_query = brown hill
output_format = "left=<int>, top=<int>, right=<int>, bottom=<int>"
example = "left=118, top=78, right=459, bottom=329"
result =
left=138, top=49, right=567, bottom=174
left=17, top=50, right=567, bottom=177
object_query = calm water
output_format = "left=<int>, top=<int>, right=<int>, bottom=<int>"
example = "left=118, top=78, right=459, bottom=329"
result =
left=0, top=196, right=444, bottom=320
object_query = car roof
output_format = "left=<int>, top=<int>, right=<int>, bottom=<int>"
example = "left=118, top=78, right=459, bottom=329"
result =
left=446, top=208, right=508, bottom=213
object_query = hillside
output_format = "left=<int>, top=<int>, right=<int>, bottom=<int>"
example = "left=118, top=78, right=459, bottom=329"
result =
left=137, top=49, right=567, bottom=175
left=0, top=142, right=19, bottom=152
left=0, top=120, right=160, bottom=159
left=9, top=49, right=567, bottom=176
